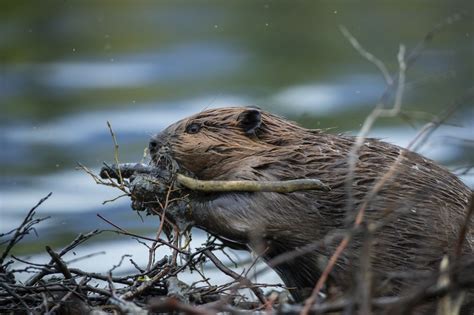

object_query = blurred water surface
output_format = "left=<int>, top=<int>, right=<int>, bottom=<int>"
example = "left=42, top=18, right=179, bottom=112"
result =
left=0, top=1, right=473, bottom=277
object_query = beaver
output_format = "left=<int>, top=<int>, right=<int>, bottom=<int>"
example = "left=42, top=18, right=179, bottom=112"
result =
left=147, top=107, right=473, bottom=309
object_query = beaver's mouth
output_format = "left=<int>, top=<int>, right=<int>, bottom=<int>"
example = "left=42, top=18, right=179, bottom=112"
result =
left=149, top=146, right=180, bottom=174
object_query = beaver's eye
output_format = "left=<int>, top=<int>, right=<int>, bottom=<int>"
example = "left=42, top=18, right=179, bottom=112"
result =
left=185, top=123, right=201, bottom=134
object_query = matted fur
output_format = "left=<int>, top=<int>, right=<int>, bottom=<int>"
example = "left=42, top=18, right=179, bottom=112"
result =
left=150, top=107, right=472, bottom=304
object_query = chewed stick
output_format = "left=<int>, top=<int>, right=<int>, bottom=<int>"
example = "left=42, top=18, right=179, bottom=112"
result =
left=100, top=163, right=330, bottom=193
left=176, top=174, right=330, bottom=193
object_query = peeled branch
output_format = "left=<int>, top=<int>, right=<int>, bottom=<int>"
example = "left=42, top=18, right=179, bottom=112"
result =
left=100, top=163, right=330, bottom=193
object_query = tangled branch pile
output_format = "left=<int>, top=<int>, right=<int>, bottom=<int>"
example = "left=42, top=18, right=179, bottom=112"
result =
left=0, top=191, right=279, bottom=314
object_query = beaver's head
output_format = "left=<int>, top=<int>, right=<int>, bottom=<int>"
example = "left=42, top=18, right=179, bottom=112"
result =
left=148, top=107, right=309, bottom=180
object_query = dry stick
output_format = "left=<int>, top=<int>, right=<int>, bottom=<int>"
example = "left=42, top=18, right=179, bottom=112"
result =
left=148, top=297, right=211, bottom=315
left=45, top=246, right=76, bottom=292
left=305, top=31, right=408, bottom=315
left=84, top=284, right=113, bottom=297
left=304, top=27, right=469, bottom=313
left=120, top=265, right=171, bottom=300
left=68, top=268, right=133, bottom=285
left=146, top=211, right=167, bottom=272
left=96, top=213, right=185, bottom=253
left=301, top=45, right=408, bottom=315
left=170, top=224, right=181, bottom=268
left=232, top=249, right=268, bottom=306
left=385, top=260, right=474, bottom=314
left=1, top=282, right=116, bottom=295
left=106, top=121, right=124, bottom=188
left=26, top=230, right=102, bottom=286
left=358, top=226, right=374, bottom=315
left=200, top=249, right=269, bottom=311
left=404, top=12, right=464, bottom=69
left=376, top=12, right=463, bottom=114
left=248, top=220, right=387, bottom=283
left=302, top=150, right=408, bottom=315
left=340, top=25, right=393, bottom=86
left=107, top=255, right=131, bottom=297
left=190, top=266, right=213, bottom=288
left=78, top=162, right=129, bottom=195
left=47, top=277, right=89, bottom=315
left=409, top=87, right=474, bottom=152
left=66, top=251, right=106, bottom=264
left=0, top=282, right=31, bottom=312
left=203, top=250, right=267, bottom=305
left=0, top=192, right=52, bottom=266
left=168, top=245, right=215, bottom=277
left=147, top=184, right=174, bottom=272
left=11, top=257, right=57, bottom=269
left=405, top=89, right=474, bottom=278
left=266, top=272, right=474, bottom=315
left=78, top=163, right=131, bottom=208
left=345, top=44, right=406, bottom=214
left=342, top=11, right=464, bottom=213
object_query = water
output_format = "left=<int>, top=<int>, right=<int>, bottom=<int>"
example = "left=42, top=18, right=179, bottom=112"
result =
left=1, top=1, right=473, bottom=283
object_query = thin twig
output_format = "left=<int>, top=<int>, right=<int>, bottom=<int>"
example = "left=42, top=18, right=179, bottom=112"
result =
left=96, top=214, right=185, bottom=253
left=302, top=44, right=408, bottom=315
left=339, top=25, right=393, bottom=85
left=147, top=184, right=174, bottom=272
left=0, top=282, right=32, bottom=311
left=203, top=250, right=267, bottom=304
left=45, top=246, right=73, bottom=280
left=107, top=121, right=124, bottom=187
left=26, top=230, right=103, bottom=286
left=120, top=266, right=171, bottom=300
left=0, top=192, right=52, bottom=266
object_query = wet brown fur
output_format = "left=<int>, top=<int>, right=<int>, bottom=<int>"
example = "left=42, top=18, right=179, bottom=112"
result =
left=150, top=107, right=473, bottom=305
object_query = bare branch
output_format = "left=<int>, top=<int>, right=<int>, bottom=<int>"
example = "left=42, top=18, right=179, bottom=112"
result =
left=0, top=192, right=52, bottom=266
left=339, top=25, right=393, bottom=86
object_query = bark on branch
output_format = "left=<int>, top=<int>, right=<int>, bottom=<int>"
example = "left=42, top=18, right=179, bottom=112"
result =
left=100, top=163, right=330, bottom=193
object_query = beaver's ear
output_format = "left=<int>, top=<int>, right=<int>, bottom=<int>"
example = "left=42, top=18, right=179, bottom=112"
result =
left=237, top=109, right=261, bottom=135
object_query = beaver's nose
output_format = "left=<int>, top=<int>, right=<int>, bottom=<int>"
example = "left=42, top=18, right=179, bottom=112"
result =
left=148, top=136, right=164, bottom=153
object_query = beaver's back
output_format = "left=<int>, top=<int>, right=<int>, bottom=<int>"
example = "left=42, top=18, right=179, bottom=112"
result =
left=215, top=131, right=472, bottom=296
